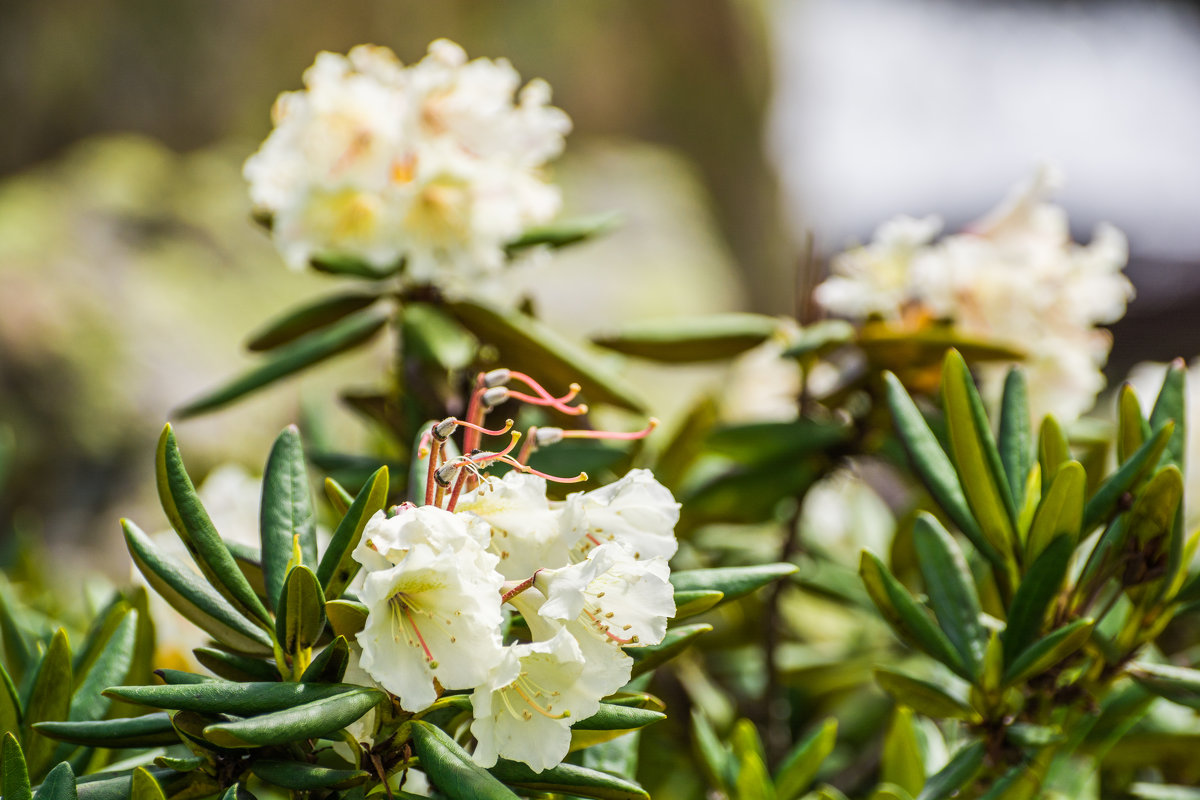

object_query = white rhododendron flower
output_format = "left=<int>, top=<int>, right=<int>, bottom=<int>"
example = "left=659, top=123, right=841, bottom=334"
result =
left=562, top=469, right=681, bottom=561
left=814, top=168, right=1133, bottom=422
left=455, top=472, right=568, bottom=580
left=244, top=40, right=571, bottom=282
left=351, top=504, right=486, bottom=571
left=356, top=542, right=505, bottom=712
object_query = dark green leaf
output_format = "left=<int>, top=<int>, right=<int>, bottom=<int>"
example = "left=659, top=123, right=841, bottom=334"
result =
left=318, top=466, right=388, bottom=599
left=1150, top=359, right=1187, bottom=471
left=247, top=292, right=380, bottom=352
left=487, top=759, right=649, bottom=800
left=1082, top=422, right=1172, bottom=532
left=0, top=663, right=20, bottom=738
left=775, top=718, right=837, bottom=800
left=402, top=302, right=478, bottom=370
left=23, top=630, right=72, bottom=779
left=912, top=513, right=986, bottom=677
left=705, top=420, right=851, bottom=464
left=682, top=459, right=821, bottom=525
left=781, top=320, right=855, bottom=360
left=1004, top=618, right=1094, bottom=686
left=103, top=681, right=366, bottom=714
left=1129, top=662, right=1200, bottom=709
left=33, top=762, right=75, bottom=800
left=575, top=703, right=665, bottom=732
left=176, top=307, right=389, bottom=417
left=998, top=368, right=1032, bottom=507
left=1002, top=535, right=1074, bottom=668
left=672, top=590, right=724, bottom=620
left=153, top=669, right=215, bottom=686
left=591, top=314, right=779, bottom=363
left=261, top=425, right=317, bottom=611
left=3, top=733, right=31, bottom=800
left=916, top=742, right=984, bottom=800
left=202, top=688, right=381, bottom=747
left=68, top=608, right=138, bottom=723
left=300, top=637, right=350, bottom=683
left=874, top=668, right=979, bottom=722
left=691, top=711, right=734, bottom=792
left=193, top=648, right=279, bottom=683
left=275, top=565, right=326, bottom=655
left=670, top=564, right=798, bottom=604
left=309, top=254, right=403, bottom=279
left=33, top=714, right=178, bottom=748
left=627, top=624, right=712, bottom=679
left=507, top=213, right=619, bottom=252
left=409, top=720, right=520, bottom=800
left=250, top=761, right=369, bottom=790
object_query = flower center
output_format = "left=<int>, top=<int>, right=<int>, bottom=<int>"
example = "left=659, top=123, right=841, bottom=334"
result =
left=500, top=671, right=569, bottom=721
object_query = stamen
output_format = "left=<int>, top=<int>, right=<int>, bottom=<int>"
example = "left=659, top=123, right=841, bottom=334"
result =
left=432, top=417, right=458, bottom=442
left=482, top=387, right=510, bottom=410
left=584, top=609, right=636, bottom=644
left=512, top=683, right=570, bottom=719
left=507, top=390, right=588, bottom=416
left=454, top=418, right=514, bottom=438
left=508, top=371, right=581, bottom=406
left=556, top=418, right=659, bottom=441
left=484, top=368, right=512, bottom=388
left=494, top=455, right=587, bottom=484
left=424, top=439, right=442, bottom=507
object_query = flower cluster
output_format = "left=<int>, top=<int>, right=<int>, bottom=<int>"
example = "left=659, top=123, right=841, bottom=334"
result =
left=350, top=370, right=678, bottom=772
left=244, top=41, right=571, bottom=283
left=815, top=168, right=1133, bottom=422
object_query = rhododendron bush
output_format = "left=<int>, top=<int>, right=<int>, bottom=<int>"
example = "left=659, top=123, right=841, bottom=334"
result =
left=8, top=37, right=1200, bottom=800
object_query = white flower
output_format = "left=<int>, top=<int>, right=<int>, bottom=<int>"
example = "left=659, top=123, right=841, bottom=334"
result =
left=356, top=542, right=505, bottom=711
left=536, top=543, right=675, bottom=649
left=351, top=504, right=487, bottom=571
left=454, top=472, right=569, bottom=580
left=244, top=40, right=571, bottom=284
left=562, top=469, right=681, bottom=561
left=470, top=628, right=602, bottom=772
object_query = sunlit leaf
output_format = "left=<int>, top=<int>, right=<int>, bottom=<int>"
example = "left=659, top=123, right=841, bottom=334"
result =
left=260, top=425, right=318, bottom=611
left=202, top=688, right=382, bottom=748
left=409, top=720, right=520, bottom=799
left=246, top=292, right=381, bottom=352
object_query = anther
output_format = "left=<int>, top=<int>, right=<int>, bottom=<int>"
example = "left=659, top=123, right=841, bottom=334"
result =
left=432, top=417, right=458, bottom=441
left=484, top=368, right=512, bottom=388
left=482, top=387, right=510, bottom=410
left=535, top=427, right=565, bottom=447
left=434, top=462, right=457, bottom=487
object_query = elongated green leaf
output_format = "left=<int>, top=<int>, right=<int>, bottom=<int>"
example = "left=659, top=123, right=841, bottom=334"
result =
left=247, top=292, right=380, bottom=352
left=871, top=787, right=916, bottom=800
left=507, top=213, right=619, bottom=252
left=300, top=637, right=350, bottom=683
left=781, top=320, right=856, bottom=360
left=176, top=307, right=389, bottom=417
left=73, top=768, right=194, bottom=800
left=1128, top=466, right=1183, bottom=548
left=0, top=663, right=20, bottom=737
left=705, top=420, right=851, bottom=464
left=775, top=718, right=837, bottom=800
left=324, top=478, right=354, bottom=516
left=3, top=733, right=31, bottom=800
left=942, top=350, right=1017, bottom=559
left=627, top=624, right=712, bottom=678
left=912, top=513, right=986, bottom=676
left=23, top=630, right=71, bottom=779
left=860, top=552, right=969, bottom=679
left=576, top=703, right=665, bottom=731
left=1117, top=384, right=1150, bottom=464
left=691, top=711, right=734, bottom=792
left=445, top=300, right=643, bottom=412
left=1129, top=662, right=1200, bottom=709
left=1001, top=536, right=1074, bottom=668
left=402, top=302, right=478, bottom=370
left=883, top=372, right=997, bottom=565
left=1024, top=462, right=1084, bottom=565
left=193, top=648, right=278, bottom=683
left=202, top=688, right=381, bottom=747
left=309, top=253, right=403, bottom=279
left=592, top=314, right=779, bottom=363
left=34, top=714, right=178, bottom=748
left=130, top=768, right=165, bottom=800
left=1151, top=359, right=1187, bottom=471
left=153, top=669, right=215, bottom=685
left=0, top=588, right=34, bottom=684
left=33, top=762, right=75, bottom=800
left=874, top=669, right=979, bottom=722
left=317, top=466, right=388, bottom=599
left=669, top=564, right=798, bottom=604
left=1004, top=618, right=1094, bottom=686
left=1038, top=416, right=1071, bottom=492
left=69, top=609, right=137, bottom=722
left=250, top=761, right=369, bottom=790
left=275, top=566, right=326, bottom=655
left=488, top=759, right=649, bottom=800
left=998, top=369, right=1032, bottom=507
left=325, top=600, right=368, bottom=640
left=881, top=707, right=925, bottom=797
left=1083, top=423, right=1172, bottom=532
left=103, top=681, right=365, bottom=714
left=917, top=742, right=985, bottom=800
left=409, top=720, right=520, bottom=800
left=261, top=426, right=317, bottom=610
left=155, top=426, right=271, bottom=626
left=122, top=520, right=273, bottom=654
left=673, top=590, right=724, bottom=620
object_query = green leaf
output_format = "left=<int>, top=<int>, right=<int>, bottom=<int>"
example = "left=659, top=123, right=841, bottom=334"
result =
left=1082, top=422, right=1172, bottom=532
left=874, top=669, right=979, bottom=722
left=444, top=300, right=643, bottom=412
left=1037, top=416, right=1071, bottom=491
left=33, top=714, right=178, bottom=748
left=881, top=707, right=925, bottom=797
left=274, top=565, right=326, bottom=655
left=591, top=314, right=780, bottom=363
left=176, top=307, right=389, bottom=417
left=705, top=420, right=852, bottom=464
left=916, top=742, right=985, bottom=800
left=3, top=733, right=31, bottom=800
left=1003, top=618, right=1094, bottom=687
left=669, top=564, right=798, bottom=604
left=884, top=372, right=998, bottom=566
left=154, top=426, right=272, bottom=626
left=409, top=720, right=520, bottom=799
left=68, top=608, right=138, bottom=723
left=300, top=637, right=350, bottom=683
left=1001, top=535, right=1074, bottom=668
left=153, top=669, right=215, bottom=685
left=402, top=302, right=478, bottom=370
left=324, top=478, right=354, bottom=516
left=998, top=369, right=1032, bottom=507
left=1117, top=384, right=1150, bottom=464
left=1129, top=662, right=1200, bottom=709
left=912, top=513, right=986, bottom=676
left=1128, top=466, right=1183, bottom=547
left=325, top=600, right=368, bottom=640
left=103, top=681, right=367, bottom=714
left=1128, top=784, right=1200, bottom=800
left=860, top=552, right=969, bottom=679
left=627, top=624, right=712, bottom=679
left=33, top=762, right=75, bottom=800
left=507, top=213, right=619, bottom=252
left=576, top=703, right=665, bottom=732
left=250, top=761, right=369, bottom=790
left=1150, top=359, right=1187, bottom=471
left=129, top=768, right=165, bottom=800
left=309, top=253, right=403, bottom=279
left=860, top=325, right=1022, bottom=370
left=23, top=630, right=72, bottom=779
left=0, top=663, right=20, bottom=737
left=942, top=350, right=1018, bottom=560
left=122, top=520, right=273, bottom=654
left=672, top=590, right=725, bottom=620
left=775, top=718, right=836, bottom=800
left=488, top=759, right=649, bottom=800
left=317, top=466, right=388, bottom=600
left=682, top=460, right=822, bottom=525
left=202, top=688, right=382, bottom=748
left=1024, top=461, right=1085, bottom=565
left=261, top=425, right=317, bottom=611
left=781, top=320, right=856, bottom=360
left=73, top=768, right=194, bottom=800
left=691, top=711, right=734, bottom=792
left=247, top=292, right=380, bottom=352
left=0, top=589, right=34, bottom=685
left=192, top=648, right=279, bottom=683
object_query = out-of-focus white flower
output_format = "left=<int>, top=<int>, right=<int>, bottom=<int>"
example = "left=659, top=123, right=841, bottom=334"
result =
left=356, top=542, right=505, bottom=712
left=244, top=40, right=571, bottom=284
left=470, top=627, right=600, bottom=772
left=800, top=468, right=894, bottom=568
left=561, top=469, right=681, bottom=562
left=455, top=472, right=568, bottom=581
left=814, top=168, right=1132, bottom=422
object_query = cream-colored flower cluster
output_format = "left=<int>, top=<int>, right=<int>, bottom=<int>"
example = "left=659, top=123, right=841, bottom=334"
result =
left=244, top=41, right=571, bottom=282
left=352, top=468, right=679, bottom=772
left=816, top=169, right=1133, bottom=422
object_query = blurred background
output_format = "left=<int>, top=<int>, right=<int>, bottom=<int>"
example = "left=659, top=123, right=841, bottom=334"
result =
left=2, top=0, right=1199, bottom=574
